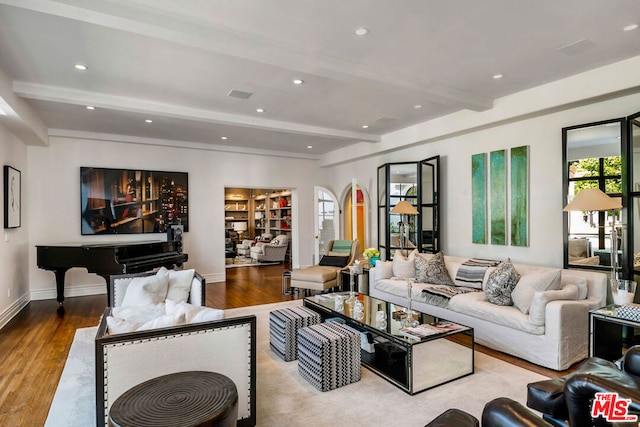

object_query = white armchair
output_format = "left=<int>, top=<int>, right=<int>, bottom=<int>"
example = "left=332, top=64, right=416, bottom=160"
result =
left=236, top=239, right=254, bottom=257
left=250, top=234, right=289, bottom=263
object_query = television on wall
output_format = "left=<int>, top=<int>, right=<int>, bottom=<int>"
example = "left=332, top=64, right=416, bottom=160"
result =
left=80, top=167, right=188, bottom=235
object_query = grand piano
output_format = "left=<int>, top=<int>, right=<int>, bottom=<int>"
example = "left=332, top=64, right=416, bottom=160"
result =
left=36, top=241, right=188, bottom=306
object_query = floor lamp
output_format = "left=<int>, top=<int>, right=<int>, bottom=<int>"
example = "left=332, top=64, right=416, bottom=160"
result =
left=563, top=188, right=622, bottom=279
left=390, top=200, right=419, bottom=257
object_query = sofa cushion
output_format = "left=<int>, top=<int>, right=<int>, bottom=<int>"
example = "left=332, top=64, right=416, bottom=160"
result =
left=392, top=249, right=417, bottom=279
left=121, top=269, right=170, bottom=307
left=447, top=292, right=544, bottom=335
left=319, top=255, right=350, bottom=267
left=291, top=265, right=339, bottom=282
left=106, top=316, right=140, bottom=334
left=136, top=312, right=186, bottom=331
left=485, top=261, right=520, bottom=305
left=111, top=304, right=165, bottom=324
left=511, top=268, right=562, bottom=314
left=415, top=252, right=455, bottom=286
left=166, top=299, right=224, bottom=323
left=529, top=284, right=579, bottom=326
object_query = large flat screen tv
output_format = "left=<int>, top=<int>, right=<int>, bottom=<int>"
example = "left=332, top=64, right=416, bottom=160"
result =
left=81, top=167, right=188, bottom=235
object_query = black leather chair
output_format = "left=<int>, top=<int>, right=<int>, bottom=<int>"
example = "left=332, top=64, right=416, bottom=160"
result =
left=527, top=346, right=640, bottom=427
left=425, top=397, right=551, bottom=427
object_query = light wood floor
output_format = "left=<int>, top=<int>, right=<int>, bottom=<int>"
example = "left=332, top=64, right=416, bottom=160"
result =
left=0, top=263, right=577, bottom=426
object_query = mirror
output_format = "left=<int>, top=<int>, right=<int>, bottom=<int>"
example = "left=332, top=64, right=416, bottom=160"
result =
left=563, top=119, right=623, bottom=271
left=629, top=113, right=640, bottom=274
left=377, top=156, right=440, bottom=260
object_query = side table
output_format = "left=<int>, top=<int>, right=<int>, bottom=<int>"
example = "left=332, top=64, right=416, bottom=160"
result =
left=590, top=305, right=640, bottom=362
left=108, top=371, right=238, bottom=427
left=339, top=268, right=369, bottom=295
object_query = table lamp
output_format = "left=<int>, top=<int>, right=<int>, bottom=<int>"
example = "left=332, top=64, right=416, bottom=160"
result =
left=563, top=188, right=622, bottom=279
left=233, top=221, right=248, bottom=240
left=390, top=200, right=419, bottom=257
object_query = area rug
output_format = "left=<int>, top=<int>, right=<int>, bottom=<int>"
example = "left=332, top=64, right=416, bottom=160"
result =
left=46, top=300, right=549, bottom=427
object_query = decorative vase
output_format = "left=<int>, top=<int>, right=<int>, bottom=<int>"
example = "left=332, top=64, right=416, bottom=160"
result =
left=370, top=256, right=380, bottom=266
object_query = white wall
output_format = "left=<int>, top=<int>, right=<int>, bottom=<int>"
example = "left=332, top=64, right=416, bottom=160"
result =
left=27, top=136, right=324, bottom=300
left=0, top=123, right=29, bottom=328
left=325, top=92, right=640, bottom=267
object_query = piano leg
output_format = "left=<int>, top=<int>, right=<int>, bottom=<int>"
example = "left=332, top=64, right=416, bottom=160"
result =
left=53, top=268, right=70, bottom=305
left=96, top=274, right=113, bottom=306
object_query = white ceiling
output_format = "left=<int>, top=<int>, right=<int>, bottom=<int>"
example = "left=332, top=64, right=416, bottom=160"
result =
left=0, top=0, right=639, bottom=156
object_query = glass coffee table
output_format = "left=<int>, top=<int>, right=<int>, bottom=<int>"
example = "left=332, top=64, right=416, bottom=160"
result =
left=303, top=292, right=474, bottom=395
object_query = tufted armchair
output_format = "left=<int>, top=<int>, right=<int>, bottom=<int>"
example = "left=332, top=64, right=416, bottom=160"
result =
left=250, top=234, right=289, bottom=263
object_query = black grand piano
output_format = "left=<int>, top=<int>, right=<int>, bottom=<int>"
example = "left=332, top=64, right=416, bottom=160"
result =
left=36, top=241, right=188, bottom=306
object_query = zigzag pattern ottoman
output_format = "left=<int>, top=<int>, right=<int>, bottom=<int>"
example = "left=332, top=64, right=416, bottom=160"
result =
left=297, top=322, right=361, bottom=391
left=269, top=306, right=321, bottom=361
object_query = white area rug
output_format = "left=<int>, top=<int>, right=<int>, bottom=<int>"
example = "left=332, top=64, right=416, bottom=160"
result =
left=225, top=258, right=280, bottom=268
left=46, top=300, right=549, bottom=426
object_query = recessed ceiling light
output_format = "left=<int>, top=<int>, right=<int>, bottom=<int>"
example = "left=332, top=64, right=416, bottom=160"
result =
left=86, top=106, right=95, bottom=110
left=74, top=64, right=88, bottom=71
left=624, top=24, right=639, bottom=31
left=362, top=125, right=369, bottom=129
left=256, top=108, right=265, bottom=113
left=414, top=104, right=422, bottom=109
left=493, top=74, right=504, bottom=80
left=307, top=145, right=312, bottom=149
left=145, top=119, right=153, bottom=123
left=293, top=79, right=304, bottom=85
left=221, top=136, right=228, bottom=140
left=354, top=27, right=369, bottom=36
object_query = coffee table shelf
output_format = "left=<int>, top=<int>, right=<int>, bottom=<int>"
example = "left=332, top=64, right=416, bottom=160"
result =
left=303, top=293, right=474, bottom=395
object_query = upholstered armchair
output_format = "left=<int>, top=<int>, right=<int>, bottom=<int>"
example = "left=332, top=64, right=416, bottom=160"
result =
left=236, top=239, right=254, bottom=257
left=290, top=240, right=360, bottom=293
left=250, top=234, right=289, bottom=263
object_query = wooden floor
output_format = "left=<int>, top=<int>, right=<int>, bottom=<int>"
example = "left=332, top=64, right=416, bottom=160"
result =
left=0, top=263, right=576, bottom=426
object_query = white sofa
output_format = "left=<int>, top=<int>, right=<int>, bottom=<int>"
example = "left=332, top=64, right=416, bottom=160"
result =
left=369, top=253, right=608, bottom=371
left=95, top=270, right=256, bottom=427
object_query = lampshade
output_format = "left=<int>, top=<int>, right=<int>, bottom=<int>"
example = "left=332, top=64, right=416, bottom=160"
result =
left=233, top=222, right=247, bottom=232
left=563, top=188, right=622, bottom=212
left=390, top=200, right=419, bottom=215
left=254, top=211, right=263, bottom=220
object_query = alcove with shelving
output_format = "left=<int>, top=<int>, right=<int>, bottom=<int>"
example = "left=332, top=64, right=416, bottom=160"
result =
left=224, top=187, right=293, bottom=245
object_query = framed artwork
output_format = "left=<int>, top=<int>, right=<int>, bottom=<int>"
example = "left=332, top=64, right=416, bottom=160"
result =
left=80, top=167, right=188, bottom=235
left=4, top=165, right=21, bottom=228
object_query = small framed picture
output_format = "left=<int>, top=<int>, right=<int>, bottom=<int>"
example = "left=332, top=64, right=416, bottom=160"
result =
left=4, top=165, right=21, bottom=228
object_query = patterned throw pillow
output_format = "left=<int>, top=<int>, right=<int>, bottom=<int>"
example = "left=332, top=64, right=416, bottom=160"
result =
left=485, top=260, right=521, bottom=305
left=415, top=252, right=455, bottom=286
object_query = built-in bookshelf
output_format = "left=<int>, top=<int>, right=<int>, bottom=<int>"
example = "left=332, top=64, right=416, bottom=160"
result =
left=224, top=188, right=292, bottom=240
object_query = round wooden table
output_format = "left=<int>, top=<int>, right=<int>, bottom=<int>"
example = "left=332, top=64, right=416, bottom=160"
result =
left=108, top=371, right=238, bottom=427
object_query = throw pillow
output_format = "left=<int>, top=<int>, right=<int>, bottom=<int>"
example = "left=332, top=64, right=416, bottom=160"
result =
left=121, top=269, right=170, bottom=307
left=271, top=239, right=279, bottom=245
left=528, top=284, right=579, bottom=326
left=318, top=255, right=350, bottom=267
left=158, top=267, right=195, bottom=303
left=165, top=299, right=224, bottom=323
left=392, top=249, right=417, bottom=279
left=374, top=261, right=393, bottom=281
left=485, top=260, right=521, bottom=305
left=511, top=268, right=562, bottom=314
left=415, top=252, right=455, bottom=286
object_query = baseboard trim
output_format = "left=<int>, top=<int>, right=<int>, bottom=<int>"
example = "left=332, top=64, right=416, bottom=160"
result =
left=30, top=284, right=106, bottom=301
left=203, top=273, right=225, bottom=283
left=0, top=293, right=30, bottom=330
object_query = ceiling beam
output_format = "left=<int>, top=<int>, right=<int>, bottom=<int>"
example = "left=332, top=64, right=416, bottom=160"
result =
left=13, top=81, right=380, bottom=142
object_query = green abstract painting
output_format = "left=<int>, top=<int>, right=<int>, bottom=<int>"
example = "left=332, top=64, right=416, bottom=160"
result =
left=510, top=145, right=529, bottom=246
left=490, top=150, right=506, bottom=245
left=471, top=153, right=487, bottom=244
